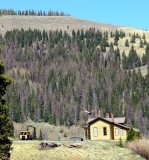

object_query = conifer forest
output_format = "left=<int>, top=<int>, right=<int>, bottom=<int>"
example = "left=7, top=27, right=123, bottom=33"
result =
left=1, top=27, right=149, bottom=135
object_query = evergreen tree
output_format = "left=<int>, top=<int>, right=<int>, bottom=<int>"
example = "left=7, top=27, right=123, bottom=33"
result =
left=109, top=42, right=114, bottom=53
left=110, top=32, right=113, bottom=38
left=145, top=43, right=149, bottom=64
left=145, top=43, right=149, bottom=55
left=139, top=39, right=143, bottom=48
left=114, top=40, right=118, bottom=46
left=130, top=34, right=135, bottom=43
left=125, top=39, right=129, bottom=47
left=38, top=129, right=43, bottom=140
left=122, top=51, right=128, bottom=69
left=114, top=30, right=119, bottom=46
left=0, top=61, right=13, bottom=160
left=135, top=33, right=139, bottom=38
left=127, top=45, right=141, bottom=68
left=141, top=54, right=147, bottom=66
left=114, top=47, right=121, bottom=65
left=114, top=30, right=119, bottom=41
left=142, top=33, right=146, bottom=39
left=143, top=39, right=147, bottom=45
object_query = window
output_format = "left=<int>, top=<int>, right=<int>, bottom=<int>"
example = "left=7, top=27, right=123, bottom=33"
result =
left=120, top=129, right=123, bottom=136
left=103, top=127, right=107, bottom=136
left=20, top=132, right=23, bottom=135
left=93, top=127, right=98, bottom=137
left=115, top=128, right=119, bottom=136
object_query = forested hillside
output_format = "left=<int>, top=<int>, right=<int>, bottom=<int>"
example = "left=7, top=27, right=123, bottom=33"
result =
left=0, top=27, right=149, bottom=135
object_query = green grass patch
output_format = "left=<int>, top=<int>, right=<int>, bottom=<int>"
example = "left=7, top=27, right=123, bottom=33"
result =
left=11, top=141, right=144, bottom=160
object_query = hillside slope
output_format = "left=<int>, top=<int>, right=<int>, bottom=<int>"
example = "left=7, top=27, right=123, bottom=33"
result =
left=0, top=15, right=149, bottom=36
left=1, top=16, right=149, bottom=56
left=0, top=15, right=119, bottom=35
left=1, top=15, right=149, bottom=136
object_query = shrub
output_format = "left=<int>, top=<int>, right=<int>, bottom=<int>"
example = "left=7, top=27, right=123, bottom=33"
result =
left=64, top=133, right=67, bottom=137
left=116, top=138, right=123, bottom=148
left=126, top=140, right=149, bottom=159
left=59, top=128, right=64, bottom=133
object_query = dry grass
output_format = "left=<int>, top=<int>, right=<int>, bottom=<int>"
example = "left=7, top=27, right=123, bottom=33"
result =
left=133, top=65, right=148, bottom=76
left=10, top=141, right=144, bottom=160
left=126, top=139, right=149, bottom=160
left=0, top=15, right=118, bottom=36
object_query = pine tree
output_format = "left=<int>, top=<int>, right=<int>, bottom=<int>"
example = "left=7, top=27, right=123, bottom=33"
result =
left=141, top=54, right=147, bottom=66
left=130, top=34, right=135, bottom=43
left=139, top=39, right=143, bottom=48
left=126, top=127, right=139, bottom=142
left=125, top=39, right=129, bottom=47
left=110, top=32, right=113, bottom=38
left=142, top=33, right=146, bottom=39
left=122, top=51, right=127, bottom=69
left=109, top=42, right=114, bottom=53
left=143, top=39, right=147, bottom=45
left=145, top=43, right=149, bottom=64
left=0, top=61, right=13, bottom=160
left=38, top=129, right=43, bottom=140
left=114, top=30, right=119, bottom=46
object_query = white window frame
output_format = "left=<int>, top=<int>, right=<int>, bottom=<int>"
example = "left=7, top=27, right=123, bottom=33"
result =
left=120, top=129, right=123, bottom=136
left=93, top=127, right=98, bottom=137
left=115, top=128, right=119, bottom=136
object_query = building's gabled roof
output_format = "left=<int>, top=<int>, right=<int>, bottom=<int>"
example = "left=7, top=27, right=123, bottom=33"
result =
left=87, top=116, right=130, bottom=130
left=105, top=117, right=127, bottom=124
left=87, top=117, right=95, bottom=124
left=114, top=117, right=126, bottom=124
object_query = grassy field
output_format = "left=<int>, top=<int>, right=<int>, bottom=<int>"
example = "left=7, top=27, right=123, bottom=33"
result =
left=10, top=141, right=144, bottom=160
left=13, top=120, right=84, bottom=141
left=0, top=15, right=119, bottom=36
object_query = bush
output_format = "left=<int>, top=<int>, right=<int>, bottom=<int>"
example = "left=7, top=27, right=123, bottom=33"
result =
left=126, top=127, right=139, bottom=142
left=126, top=140, right=149, bottom=159
left=59, top=128, right=64, bottom=133
left=116, top=138, right=123, bottom=148
left=64, top=133, right=67, bottom=137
